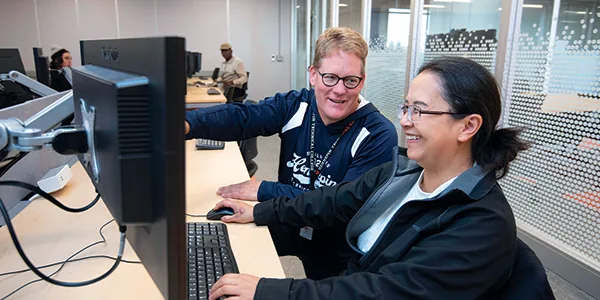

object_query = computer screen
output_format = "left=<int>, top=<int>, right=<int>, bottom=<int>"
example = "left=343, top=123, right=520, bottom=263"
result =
left=0, top=49, right=34, bottom=109
left=0, top=48, right=26, bottom=74
left=186, top=51, right=195, bottom=78
left=73, top=37, right=186, bottom=299
left=193, top=52, right=202, bottom=73
left=33, top=48, right=50, bottom=86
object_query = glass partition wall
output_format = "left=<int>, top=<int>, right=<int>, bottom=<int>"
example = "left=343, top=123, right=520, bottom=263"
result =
left=291, top=0, right=600, bottom=297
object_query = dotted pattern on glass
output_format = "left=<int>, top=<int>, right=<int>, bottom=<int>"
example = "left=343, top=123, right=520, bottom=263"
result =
left=364, top=36, right=408, bottom=140
left=423, top=29, right=498, bottom=73
left=501, top=15, right=600, bottom=269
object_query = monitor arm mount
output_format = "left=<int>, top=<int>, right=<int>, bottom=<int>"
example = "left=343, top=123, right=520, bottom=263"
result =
left=0, top=91, right=96, bottom=180
left=0, top=70, right=58, bottom=97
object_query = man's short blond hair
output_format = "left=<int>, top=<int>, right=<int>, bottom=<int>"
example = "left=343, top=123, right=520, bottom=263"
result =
left=312, top=27, right=368, bottom=74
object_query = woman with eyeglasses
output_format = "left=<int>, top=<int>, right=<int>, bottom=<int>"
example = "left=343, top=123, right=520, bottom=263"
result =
left=49, top=45, right=73, bottom=92
left=208, top=56, right=530, bottom=300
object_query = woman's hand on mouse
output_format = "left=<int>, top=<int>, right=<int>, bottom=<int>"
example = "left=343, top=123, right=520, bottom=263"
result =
left=214, top=199, right=254, bottom=223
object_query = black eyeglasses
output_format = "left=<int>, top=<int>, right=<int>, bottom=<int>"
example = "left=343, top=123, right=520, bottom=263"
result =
left=398, top=104, right=466, bottom=123
left=317, top=70, right=363, bottom=89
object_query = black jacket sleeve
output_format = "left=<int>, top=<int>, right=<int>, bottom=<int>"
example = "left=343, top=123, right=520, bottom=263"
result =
left=253, top=161, right=393, bottom=231
left=254, top=199, right=516, bottom=300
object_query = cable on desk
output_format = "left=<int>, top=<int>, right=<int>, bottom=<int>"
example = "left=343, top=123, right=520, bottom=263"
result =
left=0, top=219, right=140, bottom=299
left=0, top=197, right=128, bottom=292
left=0, top=181, right=100, bottom=213
left=0, top=219, right=141, bottom=278
left=186, top=213, right=207, bottom=217
left=0, top=255, right=141, bottom=278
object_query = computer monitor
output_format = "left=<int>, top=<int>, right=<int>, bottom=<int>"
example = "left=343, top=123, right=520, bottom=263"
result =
left=0, top=49, right=34, bottom=108
left=0, top=48, right=26, bottom=74
left=73, top=37, right=186, bottom=299
left=186, top=51, right=195, bottom=78
left=33, top=48, right=50, bottom=86
left=193, top=52, right=202, bottom=73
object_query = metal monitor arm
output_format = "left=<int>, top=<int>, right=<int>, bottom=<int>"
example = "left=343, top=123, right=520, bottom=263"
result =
left=0, top=91, right=88, bottom=162
left=0, top=70, right=58, bottom=97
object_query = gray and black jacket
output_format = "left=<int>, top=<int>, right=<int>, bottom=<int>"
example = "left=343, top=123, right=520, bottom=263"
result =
left=253, top=147, right=516, bottom=300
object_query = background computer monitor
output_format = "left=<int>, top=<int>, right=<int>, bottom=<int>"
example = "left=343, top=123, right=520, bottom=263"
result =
left=186, top=51, right=195, bottom=78
left=0, top=48, right=34, bottom=108
left=32, top=47, right=50, bottom=86
left=73, top=37, right=186, bottom=299
left=193, top=52, right=202, bottom=74
left=0, top=48, right=26, bottom=74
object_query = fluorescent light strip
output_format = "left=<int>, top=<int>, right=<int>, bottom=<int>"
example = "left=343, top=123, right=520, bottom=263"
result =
left=523, top=4, right=544, bottom=8
left=339, top=3, right=348, bottom=7
left=433, top=0, right=472, bottom=3
left=389, top=8, right=410, bottom=13
left=424, top=4, right=446, bottom=8
left=564, top=10, right=591, bottom=14
left=499, top=4, right=543, bottom=10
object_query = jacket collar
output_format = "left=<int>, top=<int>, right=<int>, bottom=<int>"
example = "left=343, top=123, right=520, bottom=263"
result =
left=396, top=152, right=497, bottom=201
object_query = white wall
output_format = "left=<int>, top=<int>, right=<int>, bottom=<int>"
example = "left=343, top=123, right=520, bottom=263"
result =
left=0, top=0, right=40, bottom=72
left=230, top=0, right=291, bottom=99
left=0, top=0, right=291, bottom=100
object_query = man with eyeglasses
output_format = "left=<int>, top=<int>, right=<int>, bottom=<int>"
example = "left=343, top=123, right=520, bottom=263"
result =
left=185, top=27, right=397, bottom=279
left=217, top=42, right=248, bottom=96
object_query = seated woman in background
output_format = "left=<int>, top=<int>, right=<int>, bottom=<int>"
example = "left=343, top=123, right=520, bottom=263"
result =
left=208, top=56, right=530, bottom=300
left=49, top=46, right=73, bottom=92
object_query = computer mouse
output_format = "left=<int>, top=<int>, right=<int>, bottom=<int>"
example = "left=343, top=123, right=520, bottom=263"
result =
left=206, top=207, right=234, bottom=220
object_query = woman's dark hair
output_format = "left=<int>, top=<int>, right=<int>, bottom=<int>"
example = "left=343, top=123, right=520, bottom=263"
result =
left=49, top=49, right=69, bottom=69
left=417, top=56, right=529, bottom=179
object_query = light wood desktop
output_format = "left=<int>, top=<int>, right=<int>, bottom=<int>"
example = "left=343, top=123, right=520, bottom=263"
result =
left=0, top=140, right=284, bottom=299
left=186, top=78, right=226, bottom=109
left=541, top=93, right=600, bottom=113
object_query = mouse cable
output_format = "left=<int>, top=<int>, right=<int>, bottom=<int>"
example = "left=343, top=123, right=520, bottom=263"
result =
left=0, top=197, right=127, bottom=290
left=0, top=219, right=140, bottom=299
left=186, top=213, right=207, bottom=217
left=0, top=181, right=100, bottom=213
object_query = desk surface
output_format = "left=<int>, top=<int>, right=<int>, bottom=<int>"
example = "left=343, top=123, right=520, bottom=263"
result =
left=0, top=141, right=284, bottom=299
left=186, top=78, right=226, bottom=106
left=541, top=93, right=600, bottom=113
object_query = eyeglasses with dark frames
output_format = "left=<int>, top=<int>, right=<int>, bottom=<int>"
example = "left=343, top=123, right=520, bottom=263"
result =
left=317, top=70, right=363, bottom=89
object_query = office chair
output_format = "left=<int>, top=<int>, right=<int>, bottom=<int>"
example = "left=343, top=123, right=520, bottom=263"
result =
left=238, top=99, right=259, bottom=177
left=224, top=72, right=250, bottom=104
left=497, top=238, right=555, bottom=299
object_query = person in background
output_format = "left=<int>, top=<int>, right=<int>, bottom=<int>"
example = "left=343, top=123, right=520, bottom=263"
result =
left=49, top=45, right=72, bottom=92
left=207, top=57, right=530, bottom=300
left=217, top=42, right=248, bottom=99
left=186, top=28, right=398, bottom=280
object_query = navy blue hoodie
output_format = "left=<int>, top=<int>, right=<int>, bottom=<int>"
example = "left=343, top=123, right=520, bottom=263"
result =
left=185, top=88, right=398, bottom=201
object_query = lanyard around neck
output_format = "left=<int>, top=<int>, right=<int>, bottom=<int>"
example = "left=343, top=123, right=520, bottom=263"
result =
left=309, top=113, right=354, bottom=186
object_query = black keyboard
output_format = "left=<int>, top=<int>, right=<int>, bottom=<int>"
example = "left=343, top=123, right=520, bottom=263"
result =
left=187, top=222, right=239, bottom=300
left=195, top=138, right=225, bottom=150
